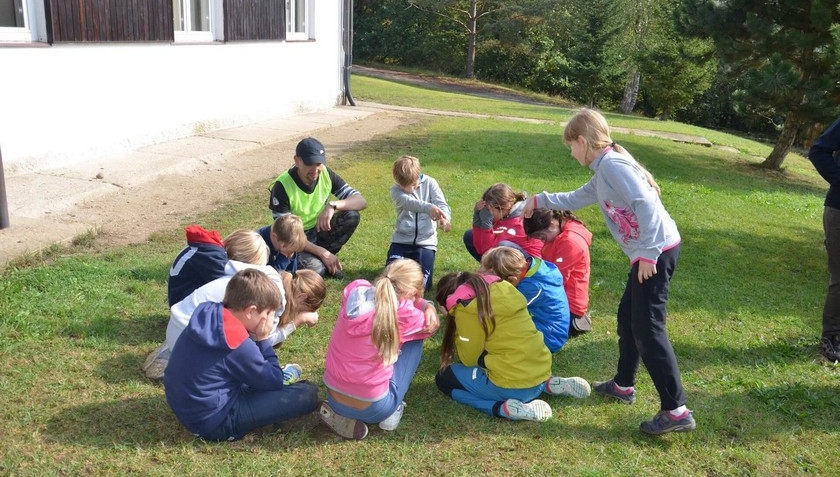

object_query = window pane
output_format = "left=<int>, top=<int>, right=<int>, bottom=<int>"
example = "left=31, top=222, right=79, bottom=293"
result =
left=0, top=0, right=25, bottom=27
left=174, top=0, right=184, bottom=31
left=191, top=0, right=209, bottom=32
left=294, top=0, right=304, bottom=32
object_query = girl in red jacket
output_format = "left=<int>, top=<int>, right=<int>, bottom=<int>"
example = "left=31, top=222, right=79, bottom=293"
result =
left=463, top=183, right=543, bottom=261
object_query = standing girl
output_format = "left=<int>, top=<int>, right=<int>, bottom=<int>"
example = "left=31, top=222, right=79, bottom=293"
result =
left=321, top=259, right=440, bottom=439
left=523, top=108, right=694, bottom=435
left=523, top=209, right=594, bottom=335
left=434, top=271, right=589, bottom=422
left=463, top=183, right=544, bottom=261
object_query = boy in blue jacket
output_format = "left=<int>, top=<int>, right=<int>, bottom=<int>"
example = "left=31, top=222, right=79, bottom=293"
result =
left=164, top=268, right=319, bottom=441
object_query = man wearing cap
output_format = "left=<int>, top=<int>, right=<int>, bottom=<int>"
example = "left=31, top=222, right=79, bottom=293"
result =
left=268, top=137, right=367, bottom=277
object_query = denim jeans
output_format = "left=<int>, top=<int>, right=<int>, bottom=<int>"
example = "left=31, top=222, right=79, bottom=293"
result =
left=327, top=339, right=426, bottom=424
left=435, top=364, right=545, bottom=417
left=199, top=380, right=319, bottom=441
left=386, top=243, right=437, bottom=290
left=613, top=244, right=686, bottom=411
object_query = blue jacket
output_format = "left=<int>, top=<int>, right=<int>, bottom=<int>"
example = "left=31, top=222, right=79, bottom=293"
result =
left=164, top=302, right=287, bottom=437
left=168, top=225, right=228, bottom=307
left=517, top=258, right=571, bottom=353
left=258, top=225, right=299, bottom=274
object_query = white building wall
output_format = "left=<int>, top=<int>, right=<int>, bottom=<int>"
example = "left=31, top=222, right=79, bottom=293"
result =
left=0, top=1, right=344, bottom=176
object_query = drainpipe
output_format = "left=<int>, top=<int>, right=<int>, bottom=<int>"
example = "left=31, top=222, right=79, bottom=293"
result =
left=342, top=0, right=356, bottom=106
left=0, top=147, right=9, bottom=229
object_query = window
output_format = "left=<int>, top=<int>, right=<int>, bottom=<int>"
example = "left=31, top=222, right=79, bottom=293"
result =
left=285, top=0, right=309, bottom=41
left=174, top=0, right=217, bottom=42
left=0, top=0, right=45, bottom=42
left=225, top=0, right=285, bottom=41
left=47, top=0, right=173, bottom=42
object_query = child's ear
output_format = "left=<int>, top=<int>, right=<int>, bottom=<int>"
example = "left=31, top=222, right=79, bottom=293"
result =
left=246, top=304, right=258, bottom=319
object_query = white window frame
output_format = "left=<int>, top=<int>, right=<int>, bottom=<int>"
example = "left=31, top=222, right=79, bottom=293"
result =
left=173, top=0, right=223, bottom=43
left=286, top=0, right=310, bottom=41
left=0, top=0, right=46, bottom=43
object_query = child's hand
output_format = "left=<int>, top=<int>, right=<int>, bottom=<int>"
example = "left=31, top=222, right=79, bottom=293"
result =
left=522, top=194, right=536, bottom=218
left=438, top=217, right=452, bottom=232
left=295, top=311, right=319, bottom=328
left=422, top=303, right=441, bottom=334
left=251, top=316, right=273, bottom=342
left=429, top=205, right=444, bottom=220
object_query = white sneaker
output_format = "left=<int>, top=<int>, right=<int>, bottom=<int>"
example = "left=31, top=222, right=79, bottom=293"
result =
left=378, top=401, right=406, bottom=431
left=502, top=399, right=552, bottom=422
left=545, top=376, right=591, bottom=398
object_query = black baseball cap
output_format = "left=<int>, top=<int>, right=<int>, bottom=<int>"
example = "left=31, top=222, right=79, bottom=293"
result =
left=295, top=137, right=327, bottom=165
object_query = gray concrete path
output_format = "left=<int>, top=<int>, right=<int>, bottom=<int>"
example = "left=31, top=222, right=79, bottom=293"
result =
left=0, top=105, right=387, bottom=266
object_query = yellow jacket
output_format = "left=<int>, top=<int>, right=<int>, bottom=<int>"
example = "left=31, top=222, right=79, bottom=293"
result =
left=452, top=280, right=551, bottom=388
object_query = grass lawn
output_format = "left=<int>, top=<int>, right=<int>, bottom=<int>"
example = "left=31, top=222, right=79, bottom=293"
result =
left=1, top=73, right=838, bottom=476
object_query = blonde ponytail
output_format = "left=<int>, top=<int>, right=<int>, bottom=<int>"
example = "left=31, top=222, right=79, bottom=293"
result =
left=371, top=259, right=424, bottom=366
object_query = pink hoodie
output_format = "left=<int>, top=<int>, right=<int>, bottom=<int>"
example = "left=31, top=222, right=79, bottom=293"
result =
left=323, top=279, right=434, bottom=401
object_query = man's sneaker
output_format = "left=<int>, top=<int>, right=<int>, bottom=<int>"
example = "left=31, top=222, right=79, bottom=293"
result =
left=592, top=379, right=636, bottom=404
left=820, top=335, right=840, bottom=363
left=318, top=401, right=368, bottom=440
left=378, top=401, right=405, bottom=431
left=501, top=399, right=552, bottom=422
left=546, top=376, right=591, bottom=398
left=141, top=343, right=170, bottom=380
left=640, top=410, right=696, bottom=435
left=281, top=364, right=303, bottom=385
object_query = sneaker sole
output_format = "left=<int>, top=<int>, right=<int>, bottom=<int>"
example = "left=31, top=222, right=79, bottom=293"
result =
left=547, top=377, right=591, bottom=398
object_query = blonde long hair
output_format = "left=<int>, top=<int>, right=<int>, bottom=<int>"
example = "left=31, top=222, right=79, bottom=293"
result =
left=564, top=108, right=660, bottom=195
left=372, top=259, right=424, bottom=366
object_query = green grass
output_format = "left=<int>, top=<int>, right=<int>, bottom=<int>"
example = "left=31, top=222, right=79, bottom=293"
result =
left=1, top=72, right=838, bottom=476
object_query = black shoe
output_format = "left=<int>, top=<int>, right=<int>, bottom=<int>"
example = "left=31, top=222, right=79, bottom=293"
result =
left=820, top=335, right=840, bottom=363
left=570, top=312, right=592, bottom=337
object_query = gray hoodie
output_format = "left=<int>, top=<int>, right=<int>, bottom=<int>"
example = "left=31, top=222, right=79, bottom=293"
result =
left=389, top=174, right=451, bottom=250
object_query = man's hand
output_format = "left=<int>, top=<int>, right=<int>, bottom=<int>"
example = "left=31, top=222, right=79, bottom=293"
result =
left=321, top=250, right=342, bottom=275
left=317, top=205, right=335, bottom=232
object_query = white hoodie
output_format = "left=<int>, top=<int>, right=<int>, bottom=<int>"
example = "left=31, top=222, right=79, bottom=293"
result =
left=165, top=260, right=289, bottom=351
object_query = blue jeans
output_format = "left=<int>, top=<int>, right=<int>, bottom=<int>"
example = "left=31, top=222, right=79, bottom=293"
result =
left=327, top=339, right=425, bottom=424
left=386, top=243, right=437, bottom=290
left=614, top=244, right=685, bottom=411
left=200, top=381, right=319, bottom=441
left=435, top=364, right=545, bottom=417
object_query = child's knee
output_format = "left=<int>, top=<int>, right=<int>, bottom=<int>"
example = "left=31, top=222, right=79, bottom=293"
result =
left=435, top=366, right=463, bottom=397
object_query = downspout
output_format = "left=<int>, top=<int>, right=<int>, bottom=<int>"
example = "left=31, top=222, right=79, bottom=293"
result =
left=0, top=147, right=9, bottom=230
left=342, top=0, right=356, bottom=106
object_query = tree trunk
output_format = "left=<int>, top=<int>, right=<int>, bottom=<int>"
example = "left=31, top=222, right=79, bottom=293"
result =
left=619, top=68, right=640, bottom=114
left=761, top=112, right=801, bottom=170
left=465, top=0, right=477, bottom=78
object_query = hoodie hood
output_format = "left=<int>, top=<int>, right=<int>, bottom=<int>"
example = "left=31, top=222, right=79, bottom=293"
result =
left=184, top=301, right=249, bottom=352
left=339, top=280, right=377, bottom=338
left=564, top=220, right=593, bottom=247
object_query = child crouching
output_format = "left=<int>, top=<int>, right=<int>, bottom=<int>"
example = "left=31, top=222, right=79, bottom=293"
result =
left=164, top=269, right=319, bottom=441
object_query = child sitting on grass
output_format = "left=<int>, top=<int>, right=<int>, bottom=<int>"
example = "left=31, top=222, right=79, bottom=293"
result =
left=387, top=155, right=452, bottom=290
left=258, top=214, right=308, bottom=274
left=164, top=268, right=320, bottom=441
left=480, top=245, right=571, bottom=353
left=434, top=271, right=589, bottom=422
left=319, top=259, right=440, bottom=439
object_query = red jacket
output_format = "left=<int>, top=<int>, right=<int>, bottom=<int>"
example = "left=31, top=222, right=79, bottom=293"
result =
left=472, top=214, right=544, bottom=258
left=540, top=220, right=592, bottom=316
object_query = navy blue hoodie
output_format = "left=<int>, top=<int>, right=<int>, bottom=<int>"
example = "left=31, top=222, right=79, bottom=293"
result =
left=168, top=225, right=228, bottom=306
left=809, top=118, right=840, bottom=210
left=164, top=301, right=286, bottom=437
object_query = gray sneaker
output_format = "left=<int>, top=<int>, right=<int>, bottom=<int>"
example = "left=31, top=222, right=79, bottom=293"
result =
left=142, top=343, right=170, bottom=380
left=318, top=401, right=368, bottom=440
left=592, top=379, right=635, bottom=404
left=640, top=410, right=696, bottom=435
left=820, top=335, right=840, bottom=363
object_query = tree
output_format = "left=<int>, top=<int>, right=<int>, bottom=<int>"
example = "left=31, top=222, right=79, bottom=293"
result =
left=677, top=0, right=840, bottom=170
left=408, top=0, right=503, bottom=78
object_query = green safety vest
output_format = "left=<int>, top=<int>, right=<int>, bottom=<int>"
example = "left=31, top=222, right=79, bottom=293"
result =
left=273, top=169, right=332, bottom=230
